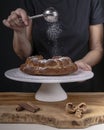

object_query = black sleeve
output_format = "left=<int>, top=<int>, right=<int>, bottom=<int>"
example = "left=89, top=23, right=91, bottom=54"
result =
left=90, top=0, right=104, bottom=25
left=19, top=0, right=35, bottom=16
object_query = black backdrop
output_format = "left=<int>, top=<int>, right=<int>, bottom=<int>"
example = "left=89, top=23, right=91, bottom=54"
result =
left=0, top=0, right=104, bottom=92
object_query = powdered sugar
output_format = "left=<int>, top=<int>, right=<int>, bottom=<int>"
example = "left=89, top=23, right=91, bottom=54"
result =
left=47, top=23, right=62, bottom=41
left=47, top=22, right=62, bottom=56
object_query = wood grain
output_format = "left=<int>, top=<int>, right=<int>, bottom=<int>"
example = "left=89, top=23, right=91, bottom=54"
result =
left=0, top=92, right=104, bottom=128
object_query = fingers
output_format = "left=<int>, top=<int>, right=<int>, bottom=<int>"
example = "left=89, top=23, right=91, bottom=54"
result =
left=75, top=61, right=92, bottom=71
left=2, top=8, right=29, bottom=31
left=84, top=64, right=92, bottom=71
left=14, top=8, right=29, bottom=25
left=3, top=19, right=11, bottom=28
left=79, top=63, right=91, bottom=71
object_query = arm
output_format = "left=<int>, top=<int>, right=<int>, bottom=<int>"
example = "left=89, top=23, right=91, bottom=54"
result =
left=75, top=24, right=104, bottom=71
left=3, top=8, right=33, bottom=59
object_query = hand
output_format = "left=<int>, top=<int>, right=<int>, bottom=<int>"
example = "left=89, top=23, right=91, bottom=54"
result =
left=75, top=60, right=92, bottom=71
left=2, top=8, right=30, bottom=33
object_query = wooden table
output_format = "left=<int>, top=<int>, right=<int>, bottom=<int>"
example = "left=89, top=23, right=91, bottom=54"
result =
left=0, top=92, right=104, bottom=129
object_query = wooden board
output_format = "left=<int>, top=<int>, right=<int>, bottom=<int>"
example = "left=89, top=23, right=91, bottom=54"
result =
left=0, top=92, right=104, bottom=128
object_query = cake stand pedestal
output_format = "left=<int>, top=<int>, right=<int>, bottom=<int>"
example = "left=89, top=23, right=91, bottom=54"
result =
left=35, top=83, right=67, bottom=102
left=5, top=68, right=94, bottom=102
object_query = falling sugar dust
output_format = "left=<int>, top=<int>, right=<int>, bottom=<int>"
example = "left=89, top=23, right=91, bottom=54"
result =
left=47, top=22, right=62, bottom=56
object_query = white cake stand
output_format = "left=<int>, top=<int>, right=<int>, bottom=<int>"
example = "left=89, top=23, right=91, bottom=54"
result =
left=4, top=68, right=94, bottom=102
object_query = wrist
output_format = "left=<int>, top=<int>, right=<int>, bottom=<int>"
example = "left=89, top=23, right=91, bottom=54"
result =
left=14, top=29, right=26, bottom=37
left=14, top=27, right=26, bottom=34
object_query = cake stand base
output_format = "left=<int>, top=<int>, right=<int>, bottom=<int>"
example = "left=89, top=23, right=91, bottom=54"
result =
left=35, top=83, right=67, bottom=102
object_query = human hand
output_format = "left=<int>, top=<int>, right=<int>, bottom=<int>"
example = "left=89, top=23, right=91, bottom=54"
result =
left=75, top=60, right=92, bottom=71
left=2, top=8, right=30, bottom=33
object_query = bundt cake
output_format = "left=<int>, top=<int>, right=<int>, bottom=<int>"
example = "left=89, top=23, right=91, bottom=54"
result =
left=20, top=55, right=78, bottom=76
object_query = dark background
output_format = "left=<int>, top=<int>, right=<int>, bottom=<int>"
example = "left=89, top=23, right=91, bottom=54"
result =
left=0, top=0, right=104, bottom=92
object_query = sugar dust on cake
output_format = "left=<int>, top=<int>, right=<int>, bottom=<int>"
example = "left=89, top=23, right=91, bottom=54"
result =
left=20, top=55, right=78, bottom=76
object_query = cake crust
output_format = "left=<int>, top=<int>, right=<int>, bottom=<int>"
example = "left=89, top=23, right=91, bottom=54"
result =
left=20, top=55, right=78, bottom=76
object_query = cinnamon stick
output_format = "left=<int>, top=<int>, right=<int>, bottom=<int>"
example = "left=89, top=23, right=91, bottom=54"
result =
left=18, top=103, right=40, bottom=113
